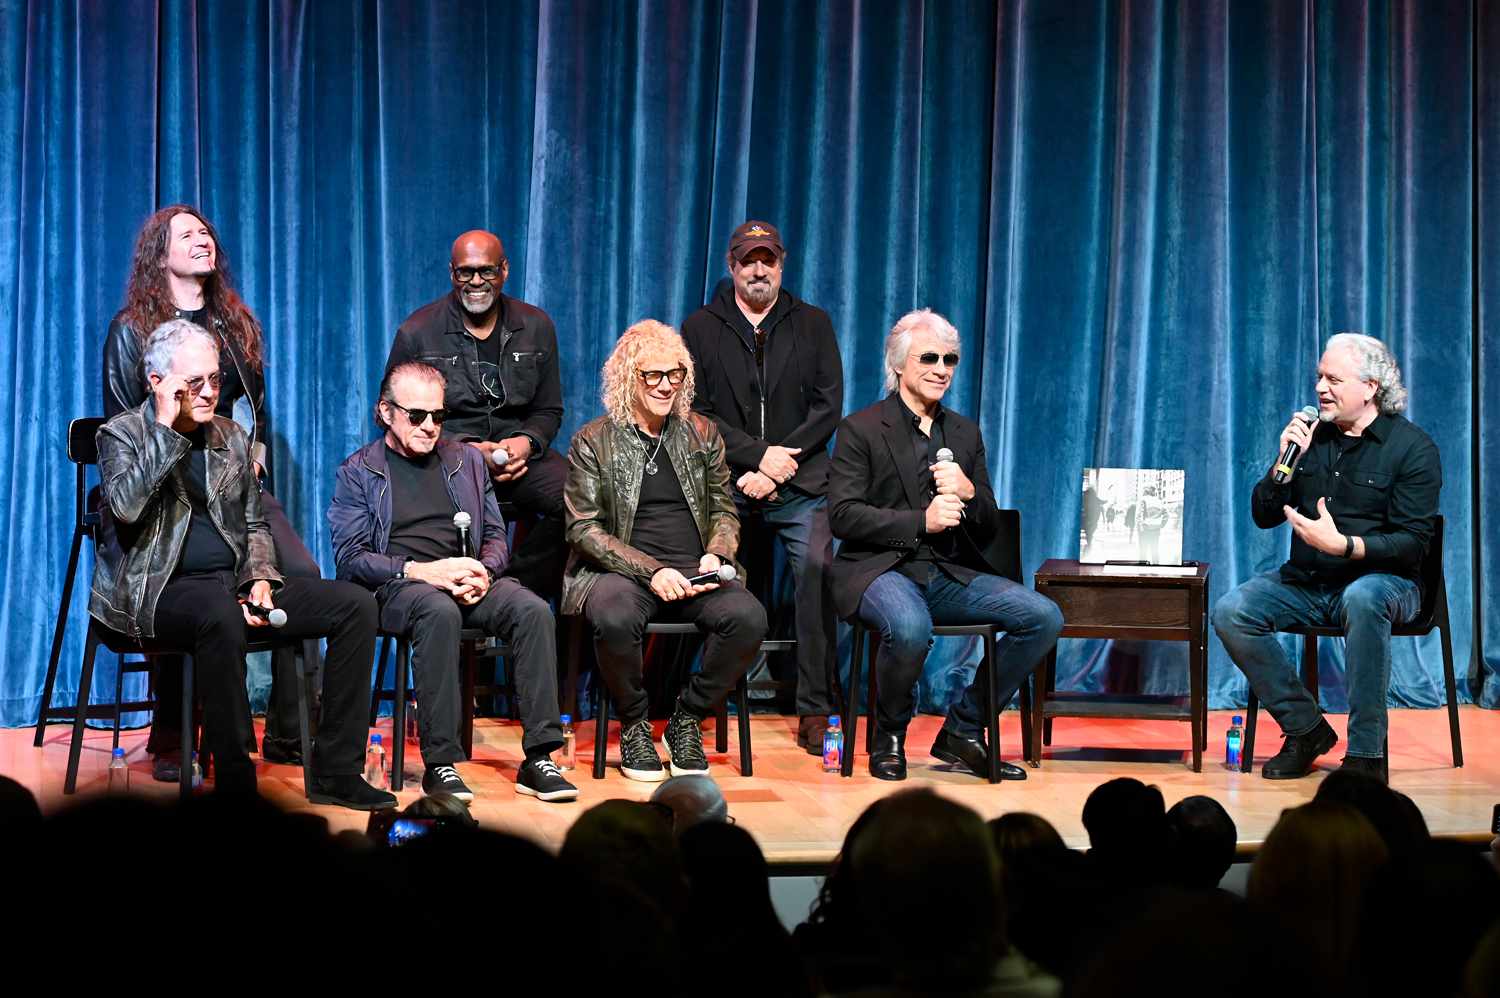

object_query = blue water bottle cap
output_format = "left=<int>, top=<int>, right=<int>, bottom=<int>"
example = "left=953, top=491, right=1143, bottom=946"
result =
left=370, top=733, right=383, bottom=745
left=829, top=714, right=841, bottom=726
left=561, top=714, right=572, bottom=724
left=112, top=747, right=126, bottom=757
left=1231, top=715, right=1243, bottom=725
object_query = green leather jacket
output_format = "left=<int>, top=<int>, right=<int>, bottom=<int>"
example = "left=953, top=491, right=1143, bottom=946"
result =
left=562, top=411, right=742, bottom=616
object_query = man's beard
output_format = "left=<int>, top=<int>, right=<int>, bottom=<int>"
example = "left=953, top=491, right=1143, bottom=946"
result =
left=742, top=281, right=775, bottom=309
left=460, top=288, right=496, bottom=315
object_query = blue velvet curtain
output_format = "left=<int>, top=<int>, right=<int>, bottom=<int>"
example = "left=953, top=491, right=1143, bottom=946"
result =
left=3, top=0, right=1495, bottom=728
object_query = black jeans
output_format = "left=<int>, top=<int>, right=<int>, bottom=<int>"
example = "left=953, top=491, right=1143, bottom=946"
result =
left=150, top=572, right=376, bottom=789
left=146, top=489, right=320, bottom=756
left=585, top=573, right=767, bottom=724
left=494, top=447, right=567, bottom=602
left=378, top=576, right=563, bottom=762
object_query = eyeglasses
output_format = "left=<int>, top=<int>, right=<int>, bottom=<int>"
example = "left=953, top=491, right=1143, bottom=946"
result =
left=388, top=400, right=448, bottom=426
left=917, top=352, right=960, bottom=368
left=184, top=372, right=223, bottom=396
left=452, top=265, right=503, bottom=284
left=638, top=367, right=687, bottom=387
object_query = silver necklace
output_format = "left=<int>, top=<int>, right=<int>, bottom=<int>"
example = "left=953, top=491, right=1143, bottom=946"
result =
left=634, top=421, right=666, bottom=475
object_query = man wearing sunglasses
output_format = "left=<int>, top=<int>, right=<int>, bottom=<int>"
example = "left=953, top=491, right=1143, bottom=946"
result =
left=681, top=221, right=844, bottom=757
left=828, top=309, right=1063, bottom=782
left=385, top=230, right=568, bottom=602
left=91, top=320, right=395, bottom=810
left=328, top=362, right=577, bottom=803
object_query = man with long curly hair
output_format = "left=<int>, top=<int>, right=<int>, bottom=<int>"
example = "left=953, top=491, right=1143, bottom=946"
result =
left=102, top=205, right=320, bottom=782
left=563, top=320, right=767, bottom=782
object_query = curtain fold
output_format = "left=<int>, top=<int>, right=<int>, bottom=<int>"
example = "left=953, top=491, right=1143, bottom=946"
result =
left=2, top=0, right=1493, bottom=727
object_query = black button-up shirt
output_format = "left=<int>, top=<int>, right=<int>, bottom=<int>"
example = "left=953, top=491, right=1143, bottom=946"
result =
left=898, top=399, right=976, bottom=586
left=1250, top=411, right=1441, bottom=590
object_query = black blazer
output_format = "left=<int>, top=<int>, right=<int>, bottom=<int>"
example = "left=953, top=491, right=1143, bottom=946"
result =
left=681, top=286, right=843, bottom=494
left=827, top=393, right=1011, bottom=620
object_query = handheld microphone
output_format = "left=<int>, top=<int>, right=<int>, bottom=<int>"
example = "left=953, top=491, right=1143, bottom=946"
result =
left=934, top=447, right=955, bottom=465
left=685, top=564, right=737, bottom=586
left=245, top=604, right=287, bottom=628
left=453, top=511, right=472, bottom=557
left=489, top=446, right=511, bottom=468
left=1272, top=405, right=1321, bottom=484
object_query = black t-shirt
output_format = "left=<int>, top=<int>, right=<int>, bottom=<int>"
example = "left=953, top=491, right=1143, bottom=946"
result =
left=627, top=429, right=705, bottom=573
left=175, top=427, right=237, bottom=576
left=473, top=327, right=504, bottom=409
left=898, top=399, right=973, bottom=585
left=385, top=443, right=459, bottom=562
left=177, top=307, right=244, bottom=422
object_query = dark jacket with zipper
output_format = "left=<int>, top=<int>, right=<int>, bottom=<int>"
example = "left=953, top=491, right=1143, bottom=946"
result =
left=327, top=436, right=509, bottom=629
left=562, top=412, right=742, bottom=617
left=103, top=310, right=271, bottom=477
left=385, top=291, right=563, bottom=453
left=90, top=400, right=281, bottom=640
left=681, top=286, right=843, bottom=494
left=826, top=393, right=1011, bottom=621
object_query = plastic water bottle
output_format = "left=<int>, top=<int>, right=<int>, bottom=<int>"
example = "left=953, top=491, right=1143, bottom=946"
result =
left=365, top=734, right=388, bottom=789
left=822, top=715, right=844, bottom=773
left=1226, top=715, right=1244, bottom=769
left=559, top=714, right=576, bottom=771
left=190, top=752, right=204, bottom=789
left=107, top=747, right=129, bottom=793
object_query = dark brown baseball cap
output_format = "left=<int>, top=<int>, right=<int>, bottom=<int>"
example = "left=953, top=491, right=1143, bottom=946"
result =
left=728, top=220, right=784, bottom=262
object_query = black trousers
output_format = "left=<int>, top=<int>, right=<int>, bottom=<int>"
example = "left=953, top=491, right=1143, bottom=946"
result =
left=378, top=577, right=563, bottom=763
left=150, top=572, right=376, bottom=789
left=494, top=447, right=567, bottom=602
left=585, top=573, right=767, bottom=724
left=146, top=490, right=319, bottom=756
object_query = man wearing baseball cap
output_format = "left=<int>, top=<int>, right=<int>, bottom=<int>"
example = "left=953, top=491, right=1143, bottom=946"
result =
left=681, top=221, right=844, bottom=757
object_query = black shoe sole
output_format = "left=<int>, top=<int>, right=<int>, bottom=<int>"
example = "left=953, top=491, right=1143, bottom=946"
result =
left=1261, top=724, right=1339, bottom=780
left=306, top=791, right=398, bottom=811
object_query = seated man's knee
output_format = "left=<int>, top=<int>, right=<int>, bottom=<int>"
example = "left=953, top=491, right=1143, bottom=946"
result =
left=1340, top=579, right=1399, bottom=629
left=722, top=594, right=768, bottom=643
left=411, top=589, right=463, bottom=636
left=1211, top=589, right=1256, bottom=641
left=510, top=587, right=556, bottom=629
left=197, top=597, right=249, bottom=648
left=590, top=606, right=642, bottom=651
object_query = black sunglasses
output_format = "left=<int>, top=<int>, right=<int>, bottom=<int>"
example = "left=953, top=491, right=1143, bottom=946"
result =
left=917, top=352, right=960, bottom=368
left=452, top=265, right=503, bottom=283
left=388, top=400, right=448, bottom=426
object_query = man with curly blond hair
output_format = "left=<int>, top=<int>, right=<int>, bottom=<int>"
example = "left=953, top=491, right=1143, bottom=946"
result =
left=563, top=320, right=768, bottom=782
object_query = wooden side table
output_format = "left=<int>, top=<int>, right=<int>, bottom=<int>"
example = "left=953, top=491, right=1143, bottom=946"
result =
left=1031, top=559, right=1211, bottom=771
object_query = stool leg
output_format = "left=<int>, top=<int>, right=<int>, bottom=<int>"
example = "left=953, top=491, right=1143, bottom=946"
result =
left=985, top=629, right=1001, bottom=784
left=64, top=628, right=102, bottom=795
left=592, top=680, right=609, bottom=780
left=715, top=697, right=729, bottom=754
left=180, top=654, right=194, bottom=801
left=1241, top=688, right=1259, bottom=774
left=1437, top=611, right=1463, bottom=767
left=392, top=641, right=409, bottom=792
left=1018, top=671, right=1034, bottom=766
left=37, top=524, right=86, bottom=746
left=112, top=653, right=126, bottom=752
left=369, top=636, right=390, bottom=727
left=865, top=634, right=878, bottom=754
left=460, top=642, right=476, bottom=760
left=842, top=624, right=862, bottom=778
left=737, top=673, right=752, bottom=777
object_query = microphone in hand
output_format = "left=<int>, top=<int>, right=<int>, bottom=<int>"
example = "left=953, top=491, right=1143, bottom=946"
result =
left=685, top=564, right=737, bottom=586
left=1273, top=405, right=1321, bottom=484
left=935, top=447, right=955, bottom=464
left=245, top=603, right=287, bottom=628
left=453, top=511, right=472, bottom=557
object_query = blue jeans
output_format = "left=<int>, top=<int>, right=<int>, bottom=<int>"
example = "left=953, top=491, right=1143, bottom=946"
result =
left=856, top=567, right=1064, bottom=738
left=737, top=489, right=837, bottom=715
left=1211, top=570, right=1420, bottom=758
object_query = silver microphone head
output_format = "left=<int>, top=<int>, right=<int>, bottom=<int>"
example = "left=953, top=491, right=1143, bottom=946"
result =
left=452, top=511, right=472, bottom=529
left=267, top=607, right=288, bottom=628
left=490, top=446, right=511, bottom=467
left=935, top=447, right=955, bottom=464
left=1299, top=404, right=1321, bottom=424
left=717, top=564, right=737, bottom=582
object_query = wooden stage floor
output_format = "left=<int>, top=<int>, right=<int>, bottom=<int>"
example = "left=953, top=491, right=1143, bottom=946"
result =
left=9, top=706, right=1497, bottom=866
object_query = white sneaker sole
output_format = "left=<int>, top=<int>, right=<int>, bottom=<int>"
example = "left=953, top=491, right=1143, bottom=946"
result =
left=661, top=732, right=710, bottom=778
left=620, top=764, right=669, bottom=783
left=515, top=782, right=579, bottom=802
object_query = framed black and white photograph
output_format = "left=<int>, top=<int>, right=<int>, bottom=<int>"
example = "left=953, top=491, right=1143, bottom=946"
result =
left=1079, top=467, right=1186, bottom=565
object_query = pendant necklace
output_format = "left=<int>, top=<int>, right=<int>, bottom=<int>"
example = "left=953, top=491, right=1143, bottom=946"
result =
left=635, top=420, right=666, bottom=476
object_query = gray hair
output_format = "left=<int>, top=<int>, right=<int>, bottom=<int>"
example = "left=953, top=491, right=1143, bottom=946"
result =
left=375, top=361, right=446, bottom=429
left=884, top=308, right=961, bottom=393
left=1326, top=332, right=1408, bottom=415
left=141, top=318, right=217, bottom=383
left=650, top=775, right=728, bottom=835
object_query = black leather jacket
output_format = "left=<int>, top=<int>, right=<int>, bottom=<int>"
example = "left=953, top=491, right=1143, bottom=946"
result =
left=561, top=412, right=741, bottom=616
left=103, top=311, right=270, bottom=473
left=385, top=292, right=564, bottom=451
left=89, top=399, right=282, bottom=639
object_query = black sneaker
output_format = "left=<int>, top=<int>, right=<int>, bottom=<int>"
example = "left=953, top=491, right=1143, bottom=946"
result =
left=516, top=756, right=579, bottom=802
left=1262, top=717, right=1339, bottom=780
left=662, top=703, right=710, bottom=777
left=619, top=718, right=667, bottom=783
left=421, top=764, right=474, bottom=802
left=1338, top=754, right=1389, bottom=785
left=307, top=774, right=398, bottom=811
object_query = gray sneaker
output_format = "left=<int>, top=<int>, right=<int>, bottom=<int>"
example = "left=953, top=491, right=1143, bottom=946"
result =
left=661, top=704, right=709, bottom=777
left=619, top=718, right=667, bottom=783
